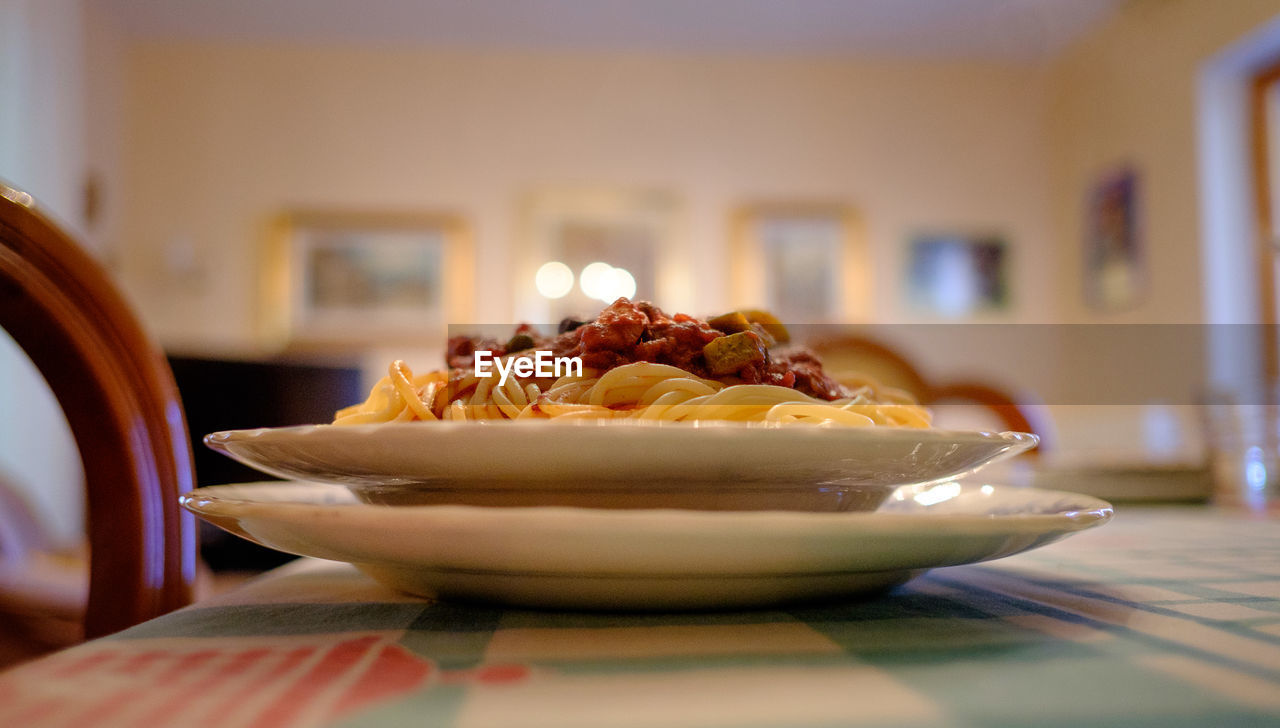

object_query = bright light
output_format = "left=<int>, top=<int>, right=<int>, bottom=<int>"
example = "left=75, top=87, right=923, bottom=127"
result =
left=1246, top=446, right=1268, bottom=491
left=535, top=261, right=574, bottom=299
left=577, top=262, right=639, bottom=302
left=579, top=261, right=615, bottom=300
left=912, top=481, right=962, bottom=506
left=606, top=267, right=636, bottom=300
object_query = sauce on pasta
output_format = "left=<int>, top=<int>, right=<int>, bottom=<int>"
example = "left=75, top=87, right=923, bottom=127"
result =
left=334, top=299, right=930, bottom=428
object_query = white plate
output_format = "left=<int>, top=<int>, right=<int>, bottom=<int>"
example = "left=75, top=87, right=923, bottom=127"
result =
left=180, top=481, right=1110, bottom=609
left=203, top=423, right=1039, bottom=511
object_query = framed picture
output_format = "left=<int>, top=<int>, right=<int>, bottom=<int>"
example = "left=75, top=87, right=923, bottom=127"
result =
left=729, top=204, right=868, bottom=323
left=262, top=210, right=473, bottom=349
left=518, top=188, right=683, bottom=321
left=906, top=233, right=1009, bottom=316
left=1084, top=167, right=1143, bottom=310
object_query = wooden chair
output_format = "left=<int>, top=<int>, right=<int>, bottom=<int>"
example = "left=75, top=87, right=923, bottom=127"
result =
left=808, top=335, right=931, bottom=402
left=927, top=381, right=1046, bottom=446
left=809, top=334, right=1048, bottom=453
left=0, top=182, right=196, bottom=640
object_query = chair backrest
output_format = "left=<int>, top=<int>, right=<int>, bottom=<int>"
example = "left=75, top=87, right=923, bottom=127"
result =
left=0, top=183, right=195, bottom=637
left=808, top=333, right=1047, bottom=452
left=928, top=381, right=1046, bottom=445
left=808, top=335, right=931, bottom=401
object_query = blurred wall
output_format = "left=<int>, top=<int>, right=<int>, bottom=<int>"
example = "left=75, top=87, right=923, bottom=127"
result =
left=0, top=0, right=87, bottom=239
left=114, top=44, right=1058, bottom=360
left=0, top=0, right=91, bottom=548
left=83, top=0, right=128, bottom=266
left=1047, top=0, right=1280, bottom=325
left=1028, top=0, right=1280, bottom=463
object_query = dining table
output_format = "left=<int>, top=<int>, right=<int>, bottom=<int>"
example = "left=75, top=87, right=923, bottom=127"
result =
left=1, top=504, right=1278, bottom=728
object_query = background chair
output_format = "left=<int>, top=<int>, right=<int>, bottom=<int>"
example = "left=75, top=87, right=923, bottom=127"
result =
left=809, top=334, right=1048, bottom=452
left=808, top=335, right=931, bottom=402
left=0, top=182, right=196, bottom=642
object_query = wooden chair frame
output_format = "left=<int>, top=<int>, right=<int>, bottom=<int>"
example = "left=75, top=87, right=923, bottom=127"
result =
left=0, top=183, right=195, bottom=637
left=809, top=333, right=1046, bottom=453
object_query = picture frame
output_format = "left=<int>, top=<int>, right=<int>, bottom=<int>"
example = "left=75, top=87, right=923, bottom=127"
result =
left=906, top=233, right=1010, bottom=316
left=517, top=188, right=684, bottom=321
left=1084, top=166, right=1143, bottom=310
left=261, top=210, right=473, bottom=349
left=729, top=203, right=869, bottom=323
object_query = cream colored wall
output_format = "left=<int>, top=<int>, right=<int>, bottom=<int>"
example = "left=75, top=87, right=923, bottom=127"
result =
left=1048, top=0, right=1280, bottom=325
left=1039, top=0, right=1280, bottom=464
left=116, top=44, right=1058, bottom=372
left=1, top=0, right=86, bottom=237
left=83, top=1, right=127, bottom=265
left=0, top=0, right=91, bottom=548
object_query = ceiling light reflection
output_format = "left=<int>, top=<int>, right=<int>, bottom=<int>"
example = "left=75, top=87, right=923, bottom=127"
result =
left=579, top=261, right=614, bottom=300
left=607, top=267, right=636, bottom=300
left=535, top=261, right=574, bottom=299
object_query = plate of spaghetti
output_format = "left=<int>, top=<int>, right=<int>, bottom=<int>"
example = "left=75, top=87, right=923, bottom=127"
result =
left=205, top=299, right=1038, bottom=512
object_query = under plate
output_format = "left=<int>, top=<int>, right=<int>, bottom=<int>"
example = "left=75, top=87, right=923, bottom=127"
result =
left=180, top=481, right=1110, bottom=609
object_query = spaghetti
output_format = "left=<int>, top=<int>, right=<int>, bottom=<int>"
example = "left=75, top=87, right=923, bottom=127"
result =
left=333, top=300, right=931, bottom=428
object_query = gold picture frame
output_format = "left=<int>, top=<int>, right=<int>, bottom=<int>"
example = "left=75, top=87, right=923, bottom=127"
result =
left=260, top=210, right=474, bottom=350
left=729, top=203, right=869, bottom=323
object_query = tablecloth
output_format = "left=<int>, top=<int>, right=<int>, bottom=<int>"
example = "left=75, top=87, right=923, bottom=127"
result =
left=2, top=507, right=1279, bottom=727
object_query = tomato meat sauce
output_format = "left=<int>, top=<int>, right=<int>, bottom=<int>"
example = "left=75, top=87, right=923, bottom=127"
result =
left=446, top=298, right=850, bottom=401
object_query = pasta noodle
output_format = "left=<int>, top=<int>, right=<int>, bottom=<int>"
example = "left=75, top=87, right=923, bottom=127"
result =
left=333, top=358, right=931, bottom=428
left=332, top=300, right=931, bottom=428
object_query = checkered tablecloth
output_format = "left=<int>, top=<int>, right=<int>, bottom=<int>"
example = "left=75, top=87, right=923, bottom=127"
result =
left=3, top=507, right=1279, bottom=727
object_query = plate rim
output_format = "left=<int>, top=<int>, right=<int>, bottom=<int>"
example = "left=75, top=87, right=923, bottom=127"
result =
left=180, top=481, right=1113, bottom=530
left=179, top=482, right=1112, bottom=599
left=205, top=420, right=1041, bottom=445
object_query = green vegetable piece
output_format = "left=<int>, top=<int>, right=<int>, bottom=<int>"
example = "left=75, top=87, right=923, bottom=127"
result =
left=740, top=309, right=790, bottom=344
left=747, top=322, right=776, bottom=348
left=703, top=331, right=767, bottom=375
left=506, top=333, right=535, bottom=353
left=708, top=311, right=751, bottom=334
